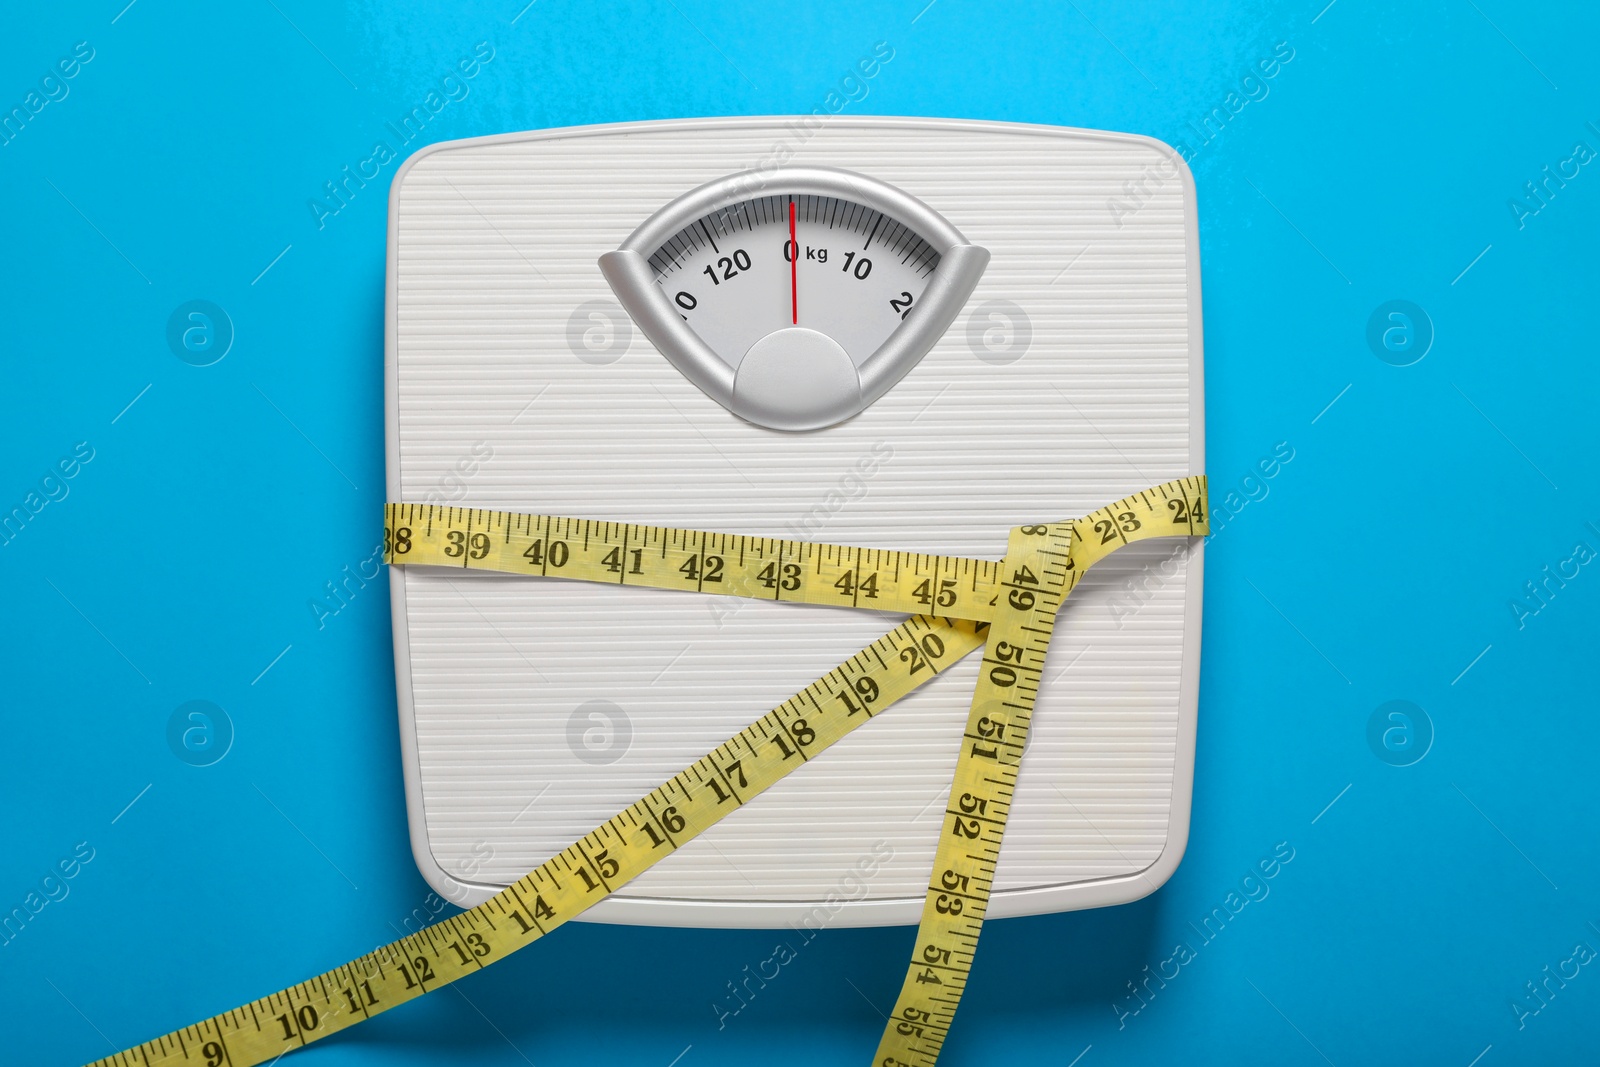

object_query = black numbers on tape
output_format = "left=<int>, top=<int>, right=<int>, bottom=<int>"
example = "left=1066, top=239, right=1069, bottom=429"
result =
left=913, top=577, right=958, bottom=608
left=833, top=568, right=879, bottom=600
left=601, top=547, right=644, bottom=575
left=836, top=675, right=880, bottom=716
left=969, top=716, right=1006, bottom=762
left=448, top=933, right=491, bottom=965
left=706, top=758, right=748, bottom=803
left=1093, top=511, right=1143, bottom=545
left=523, top=538, right=569, bottom=568
left=389, top=526, right=412, bottom=555
left=275, top=1005, right=319, bottom=1041
left=1005, top=565, right=1040, bottom=612
left=343, top=979, right=378, bottom=1014
left=643, top=804, right=687, bottom=847
left=914, top=943, right=953, bottom=986
left=757, top=561, right=802, bottom=591
left=202, top=1042, right=224, bottom=1067
left=975, top=716, right=1005, bottom=741
left=988, top=638, right=1029, bottom=687
left=679, top=553, right=725, bottom=583
left=1168, top=496, right=1203, bottom=524
left=398, top=956, right=435, bottom=989
left=574, top=847, right=623, bottom=891
left=896, top=1007, right=933, bottom=1038
left=508, top=894, right=555, bottom=933
left=444, top=530, right=490, bottom=559
left=898, top=632, right=946, bottom=675
left=771, top=718, right=816, bottom=760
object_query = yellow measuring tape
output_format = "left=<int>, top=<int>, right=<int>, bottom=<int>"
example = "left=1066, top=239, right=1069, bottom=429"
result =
left=90, top=477, right=1206, bottom=1067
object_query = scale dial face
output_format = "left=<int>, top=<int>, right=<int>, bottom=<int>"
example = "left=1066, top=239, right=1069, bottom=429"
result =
left=600, top=167, right=989, bottom=432
left=650, top=194, right=939, bottom=371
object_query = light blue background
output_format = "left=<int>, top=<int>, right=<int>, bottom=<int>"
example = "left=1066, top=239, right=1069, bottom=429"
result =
left=3, top=1, right=1597, bottom=1064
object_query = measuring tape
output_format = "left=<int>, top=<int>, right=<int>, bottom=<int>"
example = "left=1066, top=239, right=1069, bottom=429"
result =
left=89, top=477, right=1206, bottom=1067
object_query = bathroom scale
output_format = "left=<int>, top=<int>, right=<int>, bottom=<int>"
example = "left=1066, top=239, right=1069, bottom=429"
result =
left=385, top=116, right=1204, bottom=927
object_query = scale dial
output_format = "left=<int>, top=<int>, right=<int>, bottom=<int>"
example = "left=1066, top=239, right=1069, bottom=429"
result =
left=600, top=167, right=988, bottom=431
left=651, top=194, right=939, bottom=370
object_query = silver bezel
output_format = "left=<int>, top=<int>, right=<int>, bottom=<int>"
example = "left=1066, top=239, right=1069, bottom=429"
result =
left=598, top=166, right=990, bottom=431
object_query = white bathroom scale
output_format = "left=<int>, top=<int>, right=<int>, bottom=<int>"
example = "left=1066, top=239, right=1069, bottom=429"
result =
left=384, top=116, right=1204, bottom=927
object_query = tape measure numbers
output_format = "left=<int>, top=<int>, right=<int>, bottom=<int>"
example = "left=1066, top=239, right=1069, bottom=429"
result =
left=873, top=519, right=1073, bottom=1066
left=89, top=477, right=1207, bottom=1067
left=383, top=506, right=1011, bottom=619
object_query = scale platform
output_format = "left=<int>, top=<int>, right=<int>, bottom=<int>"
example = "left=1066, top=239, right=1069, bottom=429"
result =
left=385, top=117, right=1204, bottom=927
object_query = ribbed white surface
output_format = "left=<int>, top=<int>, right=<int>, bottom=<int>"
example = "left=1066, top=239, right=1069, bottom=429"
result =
left=390, top=119, right=1200, bottom=922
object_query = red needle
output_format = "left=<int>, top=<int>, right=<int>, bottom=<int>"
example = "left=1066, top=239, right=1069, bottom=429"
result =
left=789, top=199, right=798, bottom=325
